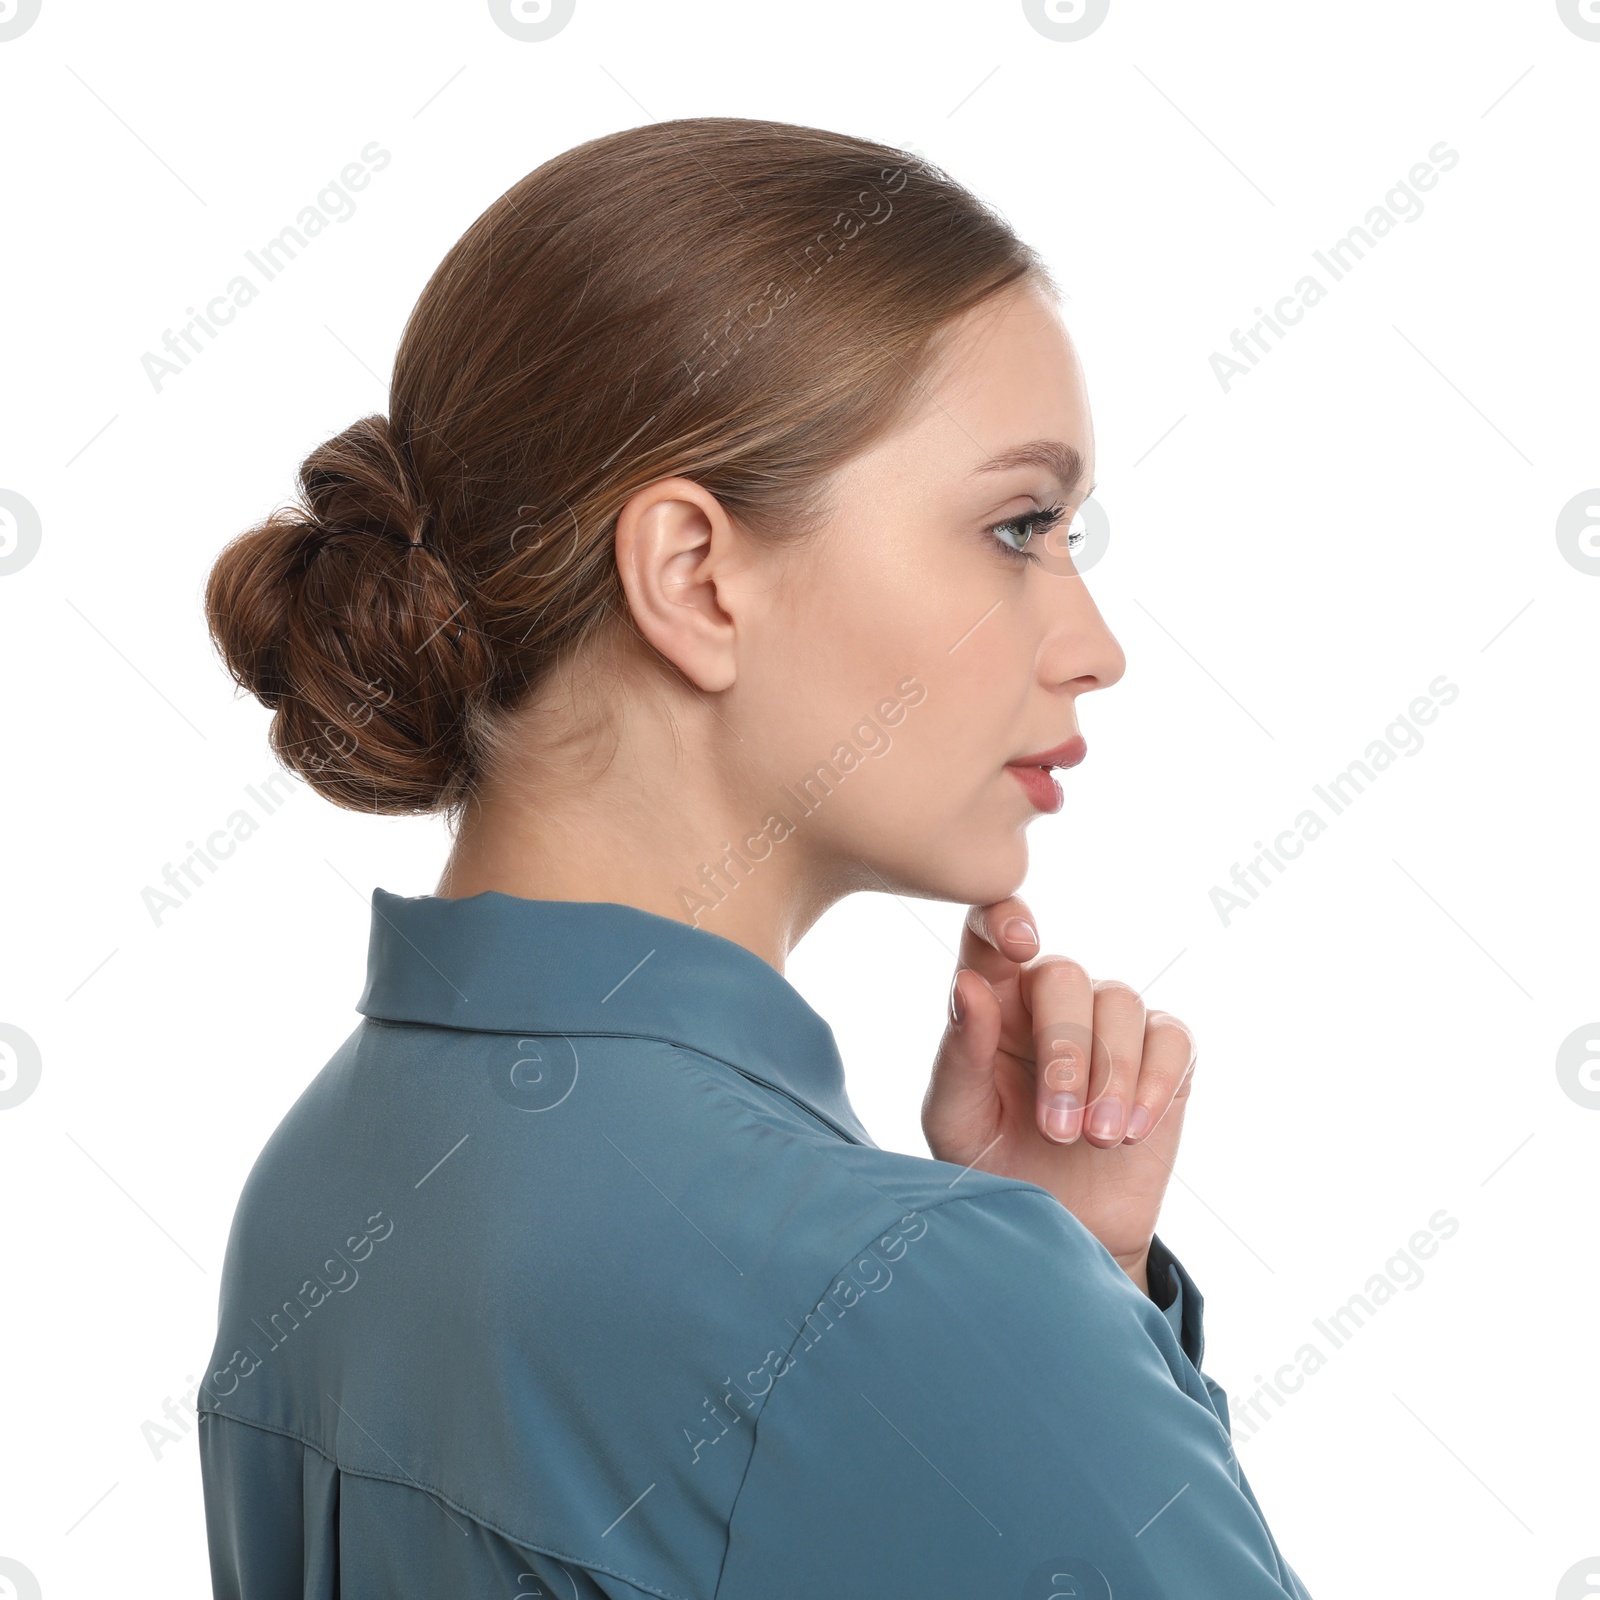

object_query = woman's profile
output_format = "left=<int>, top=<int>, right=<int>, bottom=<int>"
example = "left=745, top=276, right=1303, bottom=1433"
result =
left=197, top=116, right=1315, bottom=1598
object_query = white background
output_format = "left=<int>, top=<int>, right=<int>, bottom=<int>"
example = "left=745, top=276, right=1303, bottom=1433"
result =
left=2, top=2, right=1597, bottom=1595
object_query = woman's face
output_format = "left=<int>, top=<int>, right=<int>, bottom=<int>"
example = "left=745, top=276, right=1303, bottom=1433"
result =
left=732, top=280, right=1126, bottom=910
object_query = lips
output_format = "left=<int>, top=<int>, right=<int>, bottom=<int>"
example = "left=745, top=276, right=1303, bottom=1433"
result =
left=1004, top=735, right=1086, bottom=815
left=1007, top=734, right=1087, bottom=771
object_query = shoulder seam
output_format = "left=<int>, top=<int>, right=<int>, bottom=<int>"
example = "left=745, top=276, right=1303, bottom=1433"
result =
left=662, top=1045, right=1084, bottom=1226
left=663, top=1038, right=869, bottom=1146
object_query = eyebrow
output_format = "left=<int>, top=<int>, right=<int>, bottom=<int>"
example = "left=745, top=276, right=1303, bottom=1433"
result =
left=967, top=440, right=1094, bottom=499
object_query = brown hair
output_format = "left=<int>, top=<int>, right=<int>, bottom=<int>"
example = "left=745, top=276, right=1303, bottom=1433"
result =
left=204, top=117, right=1051, bottom=816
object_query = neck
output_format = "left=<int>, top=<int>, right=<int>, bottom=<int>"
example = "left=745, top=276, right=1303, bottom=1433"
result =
left=434, top=710, right=833, bottom=973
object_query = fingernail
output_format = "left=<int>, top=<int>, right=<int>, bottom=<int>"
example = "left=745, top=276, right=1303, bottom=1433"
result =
left=1001, top=917, right=1039, bottom=949
left=949, top=973, right=966, bottom=1026
left=1088, top=1097, right=1123, bottom=1141
left=1125, top=1105, right=1152, bottom=1141
left=1044, top=1093, right=1081, bottom=1142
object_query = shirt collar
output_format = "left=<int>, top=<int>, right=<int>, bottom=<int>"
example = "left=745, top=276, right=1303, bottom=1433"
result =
left=356, top=887, right=875, bottom=1147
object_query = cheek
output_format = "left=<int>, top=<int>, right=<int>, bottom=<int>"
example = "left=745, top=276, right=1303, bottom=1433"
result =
left=764, top=546, right=933, bottom=711
left=917, top=623, right=1028, bottom=764
left=749, top=536, right=1027, bottom=808
left=733, top=581, right=918, bottom=792
left=831, top=624, right=1029, bottom=841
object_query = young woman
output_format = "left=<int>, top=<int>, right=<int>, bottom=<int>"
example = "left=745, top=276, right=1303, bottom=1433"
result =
left=197, top=117, right=1314, bottom=1599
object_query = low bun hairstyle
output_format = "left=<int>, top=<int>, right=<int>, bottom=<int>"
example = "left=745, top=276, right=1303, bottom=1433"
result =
left=205, top=413, right=492, bottom=814
left=205, top=117, right=1050, bottom=816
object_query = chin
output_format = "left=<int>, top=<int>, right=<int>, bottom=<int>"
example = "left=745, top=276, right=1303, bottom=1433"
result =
left=865, top=834, right=1029, bottom=909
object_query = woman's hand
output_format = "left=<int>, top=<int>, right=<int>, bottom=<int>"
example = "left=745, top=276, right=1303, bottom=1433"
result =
left=920, top=894, right=1197, bottom=1293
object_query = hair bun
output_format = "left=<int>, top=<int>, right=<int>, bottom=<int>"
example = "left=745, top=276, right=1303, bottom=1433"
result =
left=204, top=414, right=493, bottom=814
left=301, top=412, right=431, bottom=551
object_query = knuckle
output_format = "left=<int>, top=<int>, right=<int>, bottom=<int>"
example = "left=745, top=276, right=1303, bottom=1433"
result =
left=1037, top=954, right=1089, bottom=988
left=1040, top=1051, right=1085, bottom=1092
left=1149, top=1011, right=1197, bottom=1054
left=1091, top=983, right=1146, bottom=1059
left=1042, top=1018, right=1093, bottom=1067
left=1091, top=977, right=1142, bottom=1008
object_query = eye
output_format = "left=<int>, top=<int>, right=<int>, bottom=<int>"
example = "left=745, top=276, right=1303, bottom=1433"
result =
left=987, top=502, right=1083, bottom=564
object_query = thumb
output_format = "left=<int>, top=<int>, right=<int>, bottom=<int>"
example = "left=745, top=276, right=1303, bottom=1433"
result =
left=921, top=968, right=1003, bottom=1162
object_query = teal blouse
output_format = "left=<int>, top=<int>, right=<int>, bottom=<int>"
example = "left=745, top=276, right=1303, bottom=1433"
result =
left=197, top=888, right=1314, bottom=1598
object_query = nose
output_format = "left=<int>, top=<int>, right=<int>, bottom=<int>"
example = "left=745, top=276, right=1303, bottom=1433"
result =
left=1041, top=574, right=1125, bottom=696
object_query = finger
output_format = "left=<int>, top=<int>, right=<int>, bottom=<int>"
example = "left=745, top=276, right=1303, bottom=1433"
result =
left=1126, top=1047, right=1196, bottom=1177
left=1123, top=1012, right=1197, bottom=1145
left=1138, top=1086, right=1191, bottom=1173
left=957, top=895, right=1042, bottom=991
left=1082, top=979, right=1147, bottom=1147
left=1023, top=957, right=1096, bottom=1145
left=921, top=969, right=1004, bottom=1157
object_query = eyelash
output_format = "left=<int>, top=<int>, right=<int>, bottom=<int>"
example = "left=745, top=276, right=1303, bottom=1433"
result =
left=986, top=502, right=1083, bottom=564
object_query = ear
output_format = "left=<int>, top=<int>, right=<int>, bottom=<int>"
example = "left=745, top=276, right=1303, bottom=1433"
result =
left=613, top=477, right=742, bottom=693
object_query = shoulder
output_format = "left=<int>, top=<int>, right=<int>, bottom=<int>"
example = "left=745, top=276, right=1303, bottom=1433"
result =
left=715, top=1186, right=1302, bottom=1595
left=757, top=1178, right=1193, bottom=1393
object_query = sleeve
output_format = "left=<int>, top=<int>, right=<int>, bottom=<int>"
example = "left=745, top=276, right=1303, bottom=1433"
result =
left=1148, top=1228, right=1240, bottom=1436
left=198, top=1412, right=338, bottom=1600
left=714, top=1189, right=1315, bottom=1600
